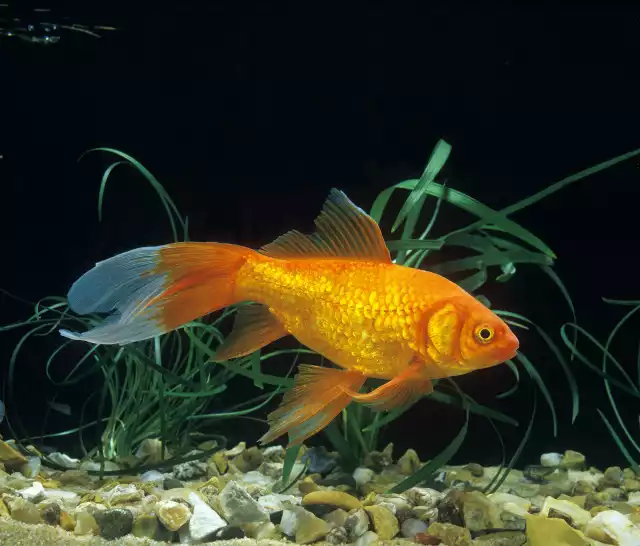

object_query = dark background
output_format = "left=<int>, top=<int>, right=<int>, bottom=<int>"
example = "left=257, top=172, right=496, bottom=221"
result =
left=1, top=2, right=640, bottom=471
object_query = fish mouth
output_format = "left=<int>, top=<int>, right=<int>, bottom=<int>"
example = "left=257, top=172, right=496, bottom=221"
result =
left=503, top=331, right=520, bottom=360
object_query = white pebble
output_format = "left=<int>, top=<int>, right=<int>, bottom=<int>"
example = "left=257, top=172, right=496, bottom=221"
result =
left=179, top=492, right=227, bottom=542
left=279, top=509, right=298, bottom=537
left=20, top=456, right=41, bottom=478
left=540, top=452, right=563, bottom=467
left=18, top=481, right=44, bottom=502
left=355, top=530, right=380, bottom=546
left=353, top=467, right=374, bottom=487
left=46, top=452, right=80, bottom=469
left=140, top=470, right=164, bottom=482
left=627, top=492, right=640, bottom=506
left=585, top=510, right=640, bottom=546
left=401, top=518, right=428, bottom=538
left=258, top=494, right=284, bottom=513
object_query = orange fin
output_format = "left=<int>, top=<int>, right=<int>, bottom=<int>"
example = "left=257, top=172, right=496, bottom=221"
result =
left=59, top=243, right=254, bottom=345
left=259, top=365, right=366, bottom=447
left=345, top=360, right=433, bottom=411
left=212, top=304, right=288, bottom=361
left=260, top=189, right=391, bottom=263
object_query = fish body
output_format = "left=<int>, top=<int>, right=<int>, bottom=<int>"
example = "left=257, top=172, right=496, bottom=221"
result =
left=237, top=257, right=507, bottom=380
left=60, top=189, right=519, bottom=446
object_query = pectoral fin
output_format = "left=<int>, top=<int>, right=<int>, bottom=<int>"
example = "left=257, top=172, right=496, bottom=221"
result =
left=343, top=359, right=433, bottom=411
left=212, top=304, right=288, bottom=362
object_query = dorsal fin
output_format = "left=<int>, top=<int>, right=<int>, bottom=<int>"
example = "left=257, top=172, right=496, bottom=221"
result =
left=260, top=189, right=391, bottom=263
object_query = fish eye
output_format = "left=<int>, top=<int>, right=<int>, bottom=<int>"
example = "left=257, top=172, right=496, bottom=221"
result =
left=474, top=325, right=495, bottom=344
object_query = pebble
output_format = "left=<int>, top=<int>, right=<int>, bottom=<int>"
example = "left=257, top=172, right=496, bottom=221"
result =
left=540, top=452, right=563, bottom=467
left=74, top=511, right=99, bottom=536
left=345, top=508, right=370, bottom=541
left=163, top=477, right=184, bottom=490
left=156, top=499, right=191, bottom=531
left=258, top=493, right=285, bottom=513
left=401, top=517, right=429, bottom=538
left=140, top=470, right=164, bottom=482
left=280, top=508, right=299, bottom=536
left=7, top=497, right=42, bottom=524
left=232, top=446, right=264, bottom=472
left=323, top=507, right=349, bottom=527
left=427, top=522, right=473, bottom=545
left=106, top=484, right=144, bottom=506
left=316, top=471, right=357, bottom=488
left=460, top=491, right=503, bottom=532
left=131, top=513, right=161, bottom=539
left=325, top=525, right=348, bottom=544
left=60, top=510, right=75, bottom=531
left=353, top=466, right=375, bottom=486
left=184, top=491, right=227, bottom=541
left=38, top=500, right=61, bottom=525
left=585, top=509, right=640, bottom=545
left=405, top=487, right=444, bottom=508
left=173, top=458, right=208, bottom=480
left=540, top=496, right=591, bottom=527
left=291, top=505, right=331, bottom=544
left=302, top=490, right=361, bottom=511
left=20, top=456, right=41, bottom=478
left=559, top=450, right=586, bottom=470
left=94, top=508, right=134, bottom=540
left=301, top=446, right=338, bottom=475
left=365, top=504, right=400, bottom=540
left=224, top=441, right=246, bottom=457
left=135, top=438, right=166, bottom=463
left=3, top=442, right=640, bottom=546
left=46, top=452, right=80, bottom=469
left=219, top=479, right=269, bottom=524
left=398, top=448, right=421, bottom=475
left=262, top=445, right=285, bottom=462
left=355, top=530, right=380, bottom=546
left=18, top=481, right=45, bottom=503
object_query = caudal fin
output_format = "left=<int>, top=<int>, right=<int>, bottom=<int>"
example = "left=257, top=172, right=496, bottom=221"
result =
left=60, top=242, right=254, bottom=345
left=259, top=365, right=366, bottom=447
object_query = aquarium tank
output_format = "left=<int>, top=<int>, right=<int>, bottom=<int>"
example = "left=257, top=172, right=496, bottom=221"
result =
left=1, top=3, right=640, bottom=546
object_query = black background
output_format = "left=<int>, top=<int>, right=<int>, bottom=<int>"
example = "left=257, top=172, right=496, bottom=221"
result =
left=1, top=2, right=640, bottom=471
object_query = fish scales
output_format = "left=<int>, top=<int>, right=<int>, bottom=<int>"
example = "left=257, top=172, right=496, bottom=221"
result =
left=238, top=257, right=429, bottom=378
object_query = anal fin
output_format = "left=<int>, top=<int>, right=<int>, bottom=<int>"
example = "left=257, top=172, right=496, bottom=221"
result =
left=212, top=304, right=288, bottom=362
left=343, top=359, right=433, bottom=411
left=259, top=365, right=366, bottom=447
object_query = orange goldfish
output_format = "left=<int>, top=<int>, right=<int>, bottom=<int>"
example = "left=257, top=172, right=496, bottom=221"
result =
left=60, top=189, right=519, bottom=446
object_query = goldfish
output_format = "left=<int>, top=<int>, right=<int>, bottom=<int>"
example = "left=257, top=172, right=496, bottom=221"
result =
left=60, top=189, right=519, bottom=446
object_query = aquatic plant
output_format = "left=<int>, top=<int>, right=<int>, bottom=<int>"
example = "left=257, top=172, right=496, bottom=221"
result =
left=561, top=298, right=640, bottom=473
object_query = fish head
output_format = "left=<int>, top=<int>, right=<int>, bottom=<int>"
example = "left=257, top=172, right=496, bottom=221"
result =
left=456, top=301, right=519, bottom=371
left=422, top=297, right=519, bottom=375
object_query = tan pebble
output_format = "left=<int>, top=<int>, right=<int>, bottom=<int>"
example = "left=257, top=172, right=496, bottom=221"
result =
left=397, top=449, right=421, bottom=475
left=303, top=490, right=361, bottom=511
left=60, top=510, right=76, bottom=531
left=74, top=511, right=99, bottom=535
left=156, top=499, right=191, bottom=531
left=8, top=498, right=42, bottom=524
left=212, top=451, right=228, bottom=474
left=298, top=477, right=320, bottom=495
left=294, top=507, right=331, bottom=544
left=365, top=504, right=399, bottom=540
left=0, top=440, right=27, bottom=466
